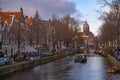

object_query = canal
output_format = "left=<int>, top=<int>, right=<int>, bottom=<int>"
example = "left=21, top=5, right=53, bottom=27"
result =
left=0, top=55, right=117, bottom=80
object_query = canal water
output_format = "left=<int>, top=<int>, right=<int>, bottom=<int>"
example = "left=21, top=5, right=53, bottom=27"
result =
left=1, top=55, right=119, bottom=80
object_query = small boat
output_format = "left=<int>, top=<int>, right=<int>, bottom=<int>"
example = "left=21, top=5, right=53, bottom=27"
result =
left=108, top=66, right=119, bottom=73
left=74, top=54, right=87, bottom=63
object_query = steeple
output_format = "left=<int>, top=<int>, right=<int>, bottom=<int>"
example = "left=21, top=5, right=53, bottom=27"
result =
left=83, top=20, right=89, bottom=33
left=20, top=7, right=23, bottom=15
left=35, top=10, right=40, bottom=20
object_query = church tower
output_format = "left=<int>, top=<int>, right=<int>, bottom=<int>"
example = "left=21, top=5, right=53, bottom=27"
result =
left=83, top=21, right=89, bottom=33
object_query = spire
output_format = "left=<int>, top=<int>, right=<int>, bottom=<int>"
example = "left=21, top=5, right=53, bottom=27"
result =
left=20, top=7, right=23, bottom=15
left=85, top=19, right=87, bottom=24
left=35, top=10, right=40, bottom=19
left=83, top=19, right=89, bottom=33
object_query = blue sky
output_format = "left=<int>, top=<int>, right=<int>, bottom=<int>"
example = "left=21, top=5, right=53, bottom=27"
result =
left=0, top=0, right=108, bottom=36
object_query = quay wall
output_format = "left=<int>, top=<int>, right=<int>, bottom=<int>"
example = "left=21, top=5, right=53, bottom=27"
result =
left=107, top=54, right=120, bottom=68
left=0, top=52, right=76, bottom=76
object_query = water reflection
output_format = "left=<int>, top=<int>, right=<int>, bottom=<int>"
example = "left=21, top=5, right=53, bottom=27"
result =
left=1, top=55, right=114, bottom=80
left=69, top=57, right=107, bottom=80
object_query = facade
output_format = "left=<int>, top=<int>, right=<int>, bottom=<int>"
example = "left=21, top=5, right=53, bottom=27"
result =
left=1, top=8, right=24, bottom=55
left=82, top=21, right=94, bottom=47
left=0, top=8, right=37, bottom=55
left=0, top=8, right=54, bottom=55
left=1, top=8, right=77, bottom=56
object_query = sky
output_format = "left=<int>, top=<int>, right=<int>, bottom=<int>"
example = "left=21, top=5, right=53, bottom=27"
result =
left=0, top=0, right=107, bottom=36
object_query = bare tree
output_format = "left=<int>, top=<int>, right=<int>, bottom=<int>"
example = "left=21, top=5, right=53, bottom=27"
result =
left=98, top=0, right=120, bottom=47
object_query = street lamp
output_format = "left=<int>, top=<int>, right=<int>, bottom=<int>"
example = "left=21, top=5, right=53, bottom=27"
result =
left=0, top=6, right=2, bottom=54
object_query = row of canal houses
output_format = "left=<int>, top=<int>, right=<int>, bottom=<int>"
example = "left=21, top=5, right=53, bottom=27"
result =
left=0, top=8, right=65, bottom=56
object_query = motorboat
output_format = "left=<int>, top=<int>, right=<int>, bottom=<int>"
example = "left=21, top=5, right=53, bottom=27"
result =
left=74, top=54, right=87, bottom=63
left=108, top=66, right=119, bottom=73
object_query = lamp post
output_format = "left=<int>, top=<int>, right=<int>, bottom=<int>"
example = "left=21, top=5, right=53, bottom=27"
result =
left=0, top=7, right=2, bottom=54
left=17, top=8, right=23, bottom=55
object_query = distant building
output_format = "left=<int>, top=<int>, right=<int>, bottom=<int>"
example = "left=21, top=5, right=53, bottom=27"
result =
left=81, top=21, right=94, bottom=47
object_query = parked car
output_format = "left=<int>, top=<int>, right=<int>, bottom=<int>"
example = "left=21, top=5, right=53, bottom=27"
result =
left=0, top=57, right=8, bottom=66
left=42, top=51, right=53, bottom=57
left=101, top=52, right=107, bottom=57
left=54, top=50, right=60, bottom=54
left=62, top=48, right=72, bottom=53
left=39, top=48, right=49, bottom=57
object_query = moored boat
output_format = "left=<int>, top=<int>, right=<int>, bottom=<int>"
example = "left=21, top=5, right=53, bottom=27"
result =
left=108, top=66, right=119, bottom=73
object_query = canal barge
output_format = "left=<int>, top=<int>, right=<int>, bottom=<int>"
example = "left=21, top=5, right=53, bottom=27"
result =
left=74, top=54, right=87, bottom=63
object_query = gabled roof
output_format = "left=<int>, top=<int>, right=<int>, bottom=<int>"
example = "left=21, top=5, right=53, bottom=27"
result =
left=26, top=17, right=33, bottom=25
left=2, top=12, right=21, bottom=27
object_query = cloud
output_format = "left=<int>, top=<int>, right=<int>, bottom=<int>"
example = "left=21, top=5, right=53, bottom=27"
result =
left=1, top=0, right=77, bottom=20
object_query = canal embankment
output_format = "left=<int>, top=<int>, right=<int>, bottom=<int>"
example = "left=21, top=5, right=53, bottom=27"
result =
left=107, top=54, right=120, bottom=68
left=107, top=54, right=120, bottom=80
left=0, top=52, right=77, bottom=76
